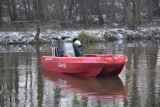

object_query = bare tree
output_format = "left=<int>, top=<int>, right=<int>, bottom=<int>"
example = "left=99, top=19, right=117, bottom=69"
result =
left=133, top=0, right=141, bottom=26
left=35, top=24, right=40, bottom=43
left=147, top=0, right=159, bottom=21
left=55, top=0, right=65, bottom=21
left=0, top=0, right=2, bottom=29
left=7, top=0, right=17, bottom=22
left=124, top=0, right=136, bottom=30
left=80, top=0, right=88, bottom=25
left=95, top=0, right=104, bottom=25
left=33, top=0, right=45, bottom=20
left=68, top=0, right=74, bottom=20
left=23, top=0, right=27, bottom=20
left=0, top=0, right=159, bottom=30
left=32, top=0, right=46, bottom=43
left=123, top=0, right=141, bottom=30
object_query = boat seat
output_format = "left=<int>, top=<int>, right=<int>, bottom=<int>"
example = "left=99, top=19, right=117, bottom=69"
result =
left=64, top=54, right=71, bottom=57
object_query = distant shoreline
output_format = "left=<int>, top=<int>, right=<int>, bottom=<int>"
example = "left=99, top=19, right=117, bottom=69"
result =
left=0, top=26, right=160, bottom=45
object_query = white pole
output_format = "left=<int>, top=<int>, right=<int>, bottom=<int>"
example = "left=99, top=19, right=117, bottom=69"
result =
left=51, top=40, right=55, bottom=56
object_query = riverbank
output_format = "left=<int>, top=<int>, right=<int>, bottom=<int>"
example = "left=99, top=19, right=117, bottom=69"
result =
left=0, top=26, right=160, bottom=45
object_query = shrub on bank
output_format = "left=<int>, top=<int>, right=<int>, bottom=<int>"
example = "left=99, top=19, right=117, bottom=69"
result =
left=103, top=27, right=160, bottom=42
left=103, top=30, right=118, bottom=41
left=77, top=31, right=102, bottom=44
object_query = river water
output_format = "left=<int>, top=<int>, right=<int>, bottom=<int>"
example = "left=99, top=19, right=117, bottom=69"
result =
left=0, top=40, right=160, bottom=107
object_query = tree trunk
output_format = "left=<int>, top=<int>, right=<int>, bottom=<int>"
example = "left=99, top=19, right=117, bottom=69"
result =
left=74, top=0, right=79, bottom=20
left=124, top=0, right=136, bottom=30
left=7, top=1, right=13, bottom=21
left=23, top=0, right=27, bottom=20
left=95, top=0, right=104, bottom=25
left=0, top=0, right=2, bottom=29
left=150, top=0, right=159, bottom=9
left=11, top=0, right=17, bottom=21
left=35, top=24, right=40, bottom=43
left=133, top=0, right=141, bottom=26
left=147, top=0, right=159, bottom=21
left=38, top=0, right=45, bottom=20
left=42, top=0, right=49, bottom=21
left=55, top=0, right=64, bottom=21
left=80, top=0, right=88, bottom=25
left=27, top=0, right=31, bottom=12
left=68, top=0, right=74, bottom=20
left=7, top=0, right=17, bottom=22
left=26, top=0, right=32, bottom=20
left=33, top=0, right=44, bottom=20
left=33, top=0, right=39, bottom=19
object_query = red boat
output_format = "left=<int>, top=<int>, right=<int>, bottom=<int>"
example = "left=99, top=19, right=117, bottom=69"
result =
left=41, top=54, right=128, bottom=77
left=42, top=71, right=127, bottom=100
left=41, top=36, right=128, bottom=77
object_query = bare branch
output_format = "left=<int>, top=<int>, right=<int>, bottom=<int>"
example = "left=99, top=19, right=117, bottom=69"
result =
left=0, top=86, right=7, bottom=95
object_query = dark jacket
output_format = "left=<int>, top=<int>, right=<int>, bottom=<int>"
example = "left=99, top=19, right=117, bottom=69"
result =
left=55, top=43, right=65, bottom=57
left=73, top=40, right=84, bottom=57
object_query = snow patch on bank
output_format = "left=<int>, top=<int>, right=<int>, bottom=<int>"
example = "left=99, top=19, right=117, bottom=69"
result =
left=0, top=27, right=160, bottom=44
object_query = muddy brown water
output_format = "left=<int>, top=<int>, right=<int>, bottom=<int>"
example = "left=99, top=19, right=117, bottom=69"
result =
left=0, top=40, right=160, bottom=107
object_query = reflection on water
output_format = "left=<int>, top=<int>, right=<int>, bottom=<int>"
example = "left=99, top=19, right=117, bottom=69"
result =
left=42, top=71, right=127, bottom=106
left=0, top=40, right=160, bottom=107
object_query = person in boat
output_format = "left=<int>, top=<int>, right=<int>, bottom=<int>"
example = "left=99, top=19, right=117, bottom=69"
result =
left=72, top=38, right=84, bottom=57
left=55, top=36, right=66, bottom=57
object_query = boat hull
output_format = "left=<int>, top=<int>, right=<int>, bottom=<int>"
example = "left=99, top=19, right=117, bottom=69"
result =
left=41, top=54, right=128, bottom=77
left=100, top=54, right=128, bottom=76
left=84, top=54, right=128, bottom=76
left=41, top=56, right=104, bottom=77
